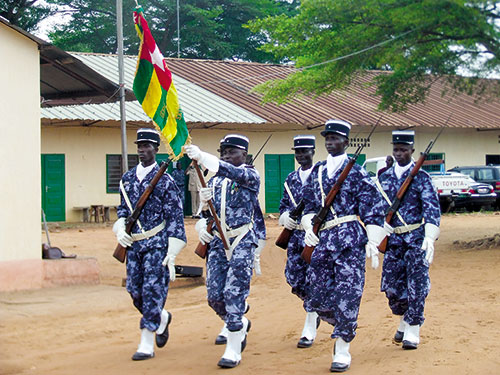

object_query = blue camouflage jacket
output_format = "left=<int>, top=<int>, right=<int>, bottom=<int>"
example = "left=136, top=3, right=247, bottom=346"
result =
left=279, top=168, right=310, bottom=218
left=117, top=163, right=186, bottom=249
left=378, top=164, right=441, bottom=244
left=207, top=161, right=260, bottom=231
left=303, top=158, right=385, bottom=250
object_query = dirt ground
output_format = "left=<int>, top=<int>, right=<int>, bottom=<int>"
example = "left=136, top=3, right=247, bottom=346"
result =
left=1, top=213, right=500, bottom=375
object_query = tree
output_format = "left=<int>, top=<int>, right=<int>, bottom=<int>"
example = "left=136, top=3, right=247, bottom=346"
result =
left=248, top=0, right=500, bottom=112
left=0, top=0, right=55, bottom=33
left=45, top=0, right=298, bottom=61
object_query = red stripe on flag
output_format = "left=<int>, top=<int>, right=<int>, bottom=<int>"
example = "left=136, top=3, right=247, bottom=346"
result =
left=135, top=11, right=172, bottom=91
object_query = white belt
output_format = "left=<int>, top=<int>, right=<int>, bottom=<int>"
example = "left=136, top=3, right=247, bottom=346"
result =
left=320, top=215, right=358, bottom=231
left=214, top=222, right=253, bottom=260
left=393, top=222, right=423, bottom=234
left=295, top=224, right=304, bottom=231
left=131, top=221, right=166, bottom=241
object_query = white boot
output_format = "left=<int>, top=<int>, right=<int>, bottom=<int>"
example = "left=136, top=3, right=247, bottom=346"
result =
left=215, top=323, right=229, bottom=345
left=297, top=311, right=319, bottom=348
left=132, top=328, right=155, bottom=360
left=402, top=324, right=420, bottom=350
left=217, top=317, right=250, bottom=368
left=156, top=310, right=172, bottom=348
left=330, top=338, right=351, bottom=372
left=215, top=302, right=250, bottom=345
left=394, top=316, right=407, bottom=344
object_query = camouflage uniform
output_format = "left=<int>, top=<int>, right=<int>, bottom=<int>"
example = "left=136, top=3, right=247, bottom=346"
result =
left=302, top=159, right=385, bottom=342
left=378, top=165, right=441, bottom=326
left=279, top=168, right=310, bottom=304
left=204, top=161, right=260, bottom=331
left=117, top=163, right=186, bottom=332
left=170, top=168, right=185, bottom=205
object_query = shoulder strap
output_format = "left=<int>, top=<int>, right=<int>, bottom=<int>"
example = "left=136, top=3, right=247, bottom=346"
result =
left=374, top=178, right=407, bottom=226
left=284, top=181, right=297, bottom=208
left=120, top=179, right=144, bottom=231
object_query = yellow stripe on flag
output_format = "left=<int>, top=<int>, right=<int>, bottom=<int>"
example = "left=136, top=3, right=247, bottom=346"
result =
left=142, top=70, right=163, bottom=118
left=164, top=83, right=181, bottom=142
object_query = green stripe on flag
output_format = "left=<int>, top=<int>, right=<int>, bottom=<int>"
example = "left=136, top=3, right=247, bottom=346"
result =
left=133, top=59, right=154, bottom=104
left=168, top=113, right=189, bottom=156
left=152, top=88, right=169, bottom=130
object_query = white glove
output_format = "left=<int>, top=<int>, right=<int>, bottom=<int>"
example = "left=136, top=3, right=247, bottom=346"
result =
left=195, top=218, right=214, bottom=245
left=253, top=239, right=266, bottom=276
left=184, top=145, right=220, bottom=172
left=200, top=187, right=213, bottom=205
left=279, top=211, right=297, bottom=230
left=112, top=217, right=133, bottom=247
left=422, top=223, right=440, bottom=264
left=365, top=225, right=386, bottom=270
left=384, top=221, right=394, bottom=235
left=301, top=213, right=319, bottom=247
left=162, top=237, right=186, bottom=281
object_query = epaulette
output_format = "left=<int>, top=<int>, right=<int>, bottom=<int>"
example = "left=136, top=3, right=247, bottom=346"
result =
left=244, top=164, right=255, bottom=169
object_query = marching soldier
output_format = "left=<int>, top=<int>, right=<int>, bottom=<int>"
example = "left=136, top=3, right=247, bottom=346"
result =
left=112, top=128, right=186, bottom=360
left=377, top=130, right=441, bottom=350
left=213, top=141, right=266, bottom=346
left=278, top=135, right=320, bottom=348
left=300, top=120, right=386, bottom=372
left=185, top=134, right=259, bottom=368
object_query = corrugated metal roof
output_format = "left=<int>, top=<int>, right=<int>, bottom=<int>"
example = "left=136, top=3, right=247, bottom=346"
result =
left=1, top=18, right=133, bottom=107
left=41, top=53, right=265, bottom=124
left=165, top=58, right=500, bottom=129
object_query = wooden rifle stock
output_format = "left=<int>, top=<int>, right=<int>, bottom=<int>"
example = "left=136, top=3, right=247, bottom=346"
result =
left=378, top=124, right=446, bottom=253
left=275, top=200, right=305, bottom=250
left=113, top=160, right=171, bottom=263
left=194, top=219, right=214, bottom=259
left=301, top=121, right=380, bottom=263
left=301, top=157, right=357, bottom=263
left=193, top=160, right=230, bottom=253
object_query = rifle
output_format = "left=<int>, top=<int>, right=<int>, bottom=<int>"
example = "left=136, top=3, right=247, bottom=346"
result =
left=301, top=122, right=379, bottom=264
left=113, top=160, right=171, bottom=263
left=194, top=135, right=272, bottom=258
left=275, top=200, right=305, bottom=250
left=378, top=125, right=446, bottom=253
left=193, top=160, right=229, bottom=259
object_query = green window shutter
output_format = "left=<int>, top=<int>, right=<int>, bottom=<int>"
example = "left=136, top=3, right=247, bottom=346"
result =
left=422, top=153, right=445, bottom=173
left=106, top=154, right=139, bottom=193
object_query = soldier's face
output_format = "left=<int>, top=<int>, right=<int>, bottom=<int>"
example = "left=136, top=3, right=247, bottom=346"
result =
left=294, top=148, right=314, bottom=168
left=325, top=133, right=348, bottom=156
left=137, top=142, right=158, bottom=166
left=392, top=143, right=414, bottom=167
left=221, top=147, right=247, bottom=167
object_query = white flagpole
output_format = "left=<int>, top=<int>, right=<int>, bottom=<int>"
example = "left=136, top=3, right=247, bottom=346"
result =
left=117, top=0, right=128, bottom=174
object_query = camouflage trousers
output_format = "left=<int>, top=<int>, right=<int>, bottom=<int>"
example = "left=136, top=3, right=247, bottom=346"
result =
left=305, top=244, right=366, bottom=343
left=285, top=231, right=314, bottom=312
left=381, top=239, right=430, bottom=326
left=206, top=232, right=256, bottom=331
left=126, top=246, right=169, bottom=332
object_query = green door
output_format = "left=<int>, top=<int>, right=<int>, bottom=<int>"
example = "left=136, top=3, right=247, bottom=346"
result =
left=265, top=154, right=295, bottom=213
left=41, top=154, right=65, bottom=222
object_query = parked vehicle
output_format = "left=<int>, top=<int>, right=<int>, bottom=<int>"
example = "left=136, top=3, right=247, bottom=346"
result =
left=362, top=157, right=471, bottom=213
left=452, top=177, right=496, bottom=211
left=447, top=165, right=500, bottom=209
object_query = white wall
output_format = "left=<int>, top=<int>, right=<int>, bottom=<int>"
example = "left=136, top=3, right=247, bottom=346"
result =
left=0, top=24, right=41, bottom=261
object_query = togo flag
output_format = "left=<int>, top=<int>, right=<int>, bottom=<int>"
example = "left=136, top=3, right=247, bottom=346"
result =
left=133, top=7, right=190, bottom=160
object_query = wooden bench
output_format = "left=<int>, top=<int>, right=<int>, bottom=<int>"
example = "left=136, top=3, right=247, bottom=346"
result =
left=73, top=206, right=90, bottom=222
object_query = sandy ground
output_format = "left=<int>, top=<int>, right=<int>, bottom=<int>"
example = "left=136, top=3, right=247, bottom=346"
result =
left=1, top=213, right=500, bottom=375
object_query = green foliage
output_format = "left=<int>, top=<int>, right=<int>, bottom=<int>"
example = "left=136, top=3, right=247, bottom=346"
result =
left=248, top=0, right=500, bottom=112
left=0, top=0, right=55, bottom=32
left=44, top=0, right=298, bottom=61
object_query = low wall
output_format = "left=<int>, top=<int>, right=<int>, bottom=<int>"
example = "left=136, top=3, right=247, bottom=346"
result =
left=0, top=257, right=100, bottom=292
